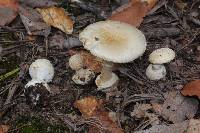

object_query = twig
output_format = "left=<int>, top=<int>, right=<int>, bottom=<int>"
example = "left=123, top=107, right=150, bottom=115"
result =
left=118, top=67, right=144, bottom=85
left=4, top=79, right=20, bottom=105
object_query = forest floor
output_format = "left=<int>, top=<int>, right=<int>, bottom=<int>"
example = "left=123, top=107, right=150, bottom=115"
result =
left=1, top=0, right=200, bottom=133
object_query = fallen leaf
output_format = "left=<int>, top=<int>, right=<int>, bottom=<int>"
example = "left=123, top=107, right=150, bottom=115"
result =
left=19, top=6, right=51, bottom=37
left=0, top=125, right=10, bottom=133
left=37, top=7, right=74, bottom=34
left=131, top=103, right=160, bottom=125
left=88, top=111, right=124, bottom=133
left=187, top=119, right=200, bottom=133
left=20, top=0, right=57, bottom=8
left=0, top=0, right=19, bottom=26
left=109, top=0, right=157, bottom=27
left=131, top=103, right=152, bottom=118
left=80, top=51, right=103, bottom=73
left=161, top=91, right=199, bottom=123
left=49, top=34, right=82, bottom=49
left=181, top=80, right=200, bottom=98
left=135, top=121, right=189, bottom=133
left=74, top=96, right=101, bottom=117
left=74, top=96, right=124, bottom=133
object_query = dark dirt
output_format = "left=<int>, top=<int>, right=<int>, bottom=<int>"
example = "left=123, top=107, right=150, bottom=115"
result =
left=1, top=0, right=200, bottom=133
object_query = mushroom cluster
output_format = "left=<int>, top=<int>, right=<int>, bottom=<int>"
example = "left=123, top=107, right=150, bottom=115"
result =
left=146, top=48, right=175, bottom=80
left=69, top=20, right=147, bottom=90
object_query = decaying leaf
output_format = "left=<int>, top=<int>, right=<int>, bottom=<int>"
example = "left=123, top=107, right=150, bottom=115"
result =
left=49, top=34, right=82, bottom=49
left=0, top=0, right=19, bottom=26
left=131, top=103, right=160, bottom=125
left=80, top=51, right=103, bottom=73
left=109, top=0, right=157, bottom=27
left=131, top=103, right=152, bottom=118
left=135, top=121, right=189, bottom=133
left=187, top=119, right=200, bottom=133
left=0, top=125, right=10, bottom=133
left=20, top=0, right=57, bottom=8
left=161, top=91, right=199, bottom=123
left=74, top=96, right=101, bottom=117
left=19, top=6, right=51, bottom=37
left=37, top=7, right=74, bottom=34
left=181, top=80, right=200, bottom=98
left=74, top=96, right=124, bottom=133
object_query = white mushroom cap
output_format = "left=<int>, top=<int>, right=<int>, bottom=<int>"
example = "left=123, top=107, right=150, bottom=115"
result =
left=95, top=72, right=119, bottom=89
left=72, top=68, right=95, bottom=85
left=69, top=53, right=84, bottom=70
left=79, top=20, right=146, bottom=63
left=26, top=59, right=54, bottom=88
left=146, top=64, right=166, bottom=80
left=149, top=48, right=175, bottom=64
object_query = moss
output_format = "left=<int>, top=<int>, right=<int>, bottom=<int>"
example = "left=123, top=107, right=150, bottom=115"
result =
left=16, top=116, right=70, bottom=133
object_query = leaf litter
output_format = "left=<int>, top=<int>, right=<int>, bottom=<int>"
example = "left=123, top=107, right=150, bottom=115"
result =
left=0, top=0, right=19, bottom=26
left=161, top=91, right=199, bottom=123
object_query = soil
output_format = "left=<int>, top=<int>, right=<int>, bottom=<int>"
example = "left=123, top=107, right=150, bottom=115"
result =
left=1, top=0, right=200, bottom=133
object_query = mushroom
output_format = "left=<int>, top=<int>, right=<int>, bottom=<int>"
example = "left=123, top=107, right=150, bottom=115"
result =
left=146, top=48, right=175, bottom=80
left=95, top=62, right=119, bottom=90
left=69, top=53, right=84, bottom=71
left=25, top=59, right=54, bottom=92
left=79, top=20, right=146, bottom=89
left=146, top=64, right=166, bottom=80
left=72, top=68, right=95, bottom=85
left=149, top=48, right=175, bottom=64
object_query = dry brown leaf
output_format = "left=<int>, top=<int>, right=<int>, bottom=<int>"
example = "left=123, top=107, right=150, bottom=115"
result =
left=19, top=6, right=51, bottom=37
left=0, top=125, right=10, bottom=133
left=20, top=0, right=57, bottom=8
left=37, top=7, right=74, bottom=34
left=80, top=51, right=103, bottom=73
left=89, top=111, right=124, bottom=133
left=161, top=91, right=199, bottom=123
left=74, top=96, right=124, bottom=133
left=0, top=0, right=19, bottom=26
left=135, top=121, right=189, bottom=133
left=49, top=34, right=82, bottom=49
left=74, top=96, right=101, bottom=117
left=181, top=80, right=200, bottom=98
left=109, top=0, right=157, bottom=27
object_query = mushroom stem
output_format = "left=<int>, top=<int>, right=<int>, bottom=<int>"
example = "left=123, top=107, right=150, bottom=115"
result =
left=99, top=62, right=113, bottom=83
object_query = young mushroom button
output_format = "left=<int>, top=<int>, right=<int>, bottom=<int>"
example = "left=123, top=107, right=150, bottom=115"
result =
left=72, top=68, right=95, bottom=85
left=25, top=59, right=54, bottom=92
left=69, top=53, right=84, bottom=71
left=146, top=64, right=166, bottom=80
left=146, top=48, right=175, bottom=80
left=79, top=20, right=147, bottom=89
left=149, top=48, right=175, bottom=64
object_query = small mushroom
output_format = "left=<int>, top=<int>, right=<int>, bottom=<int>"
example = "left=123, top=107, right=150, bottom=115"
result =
left=149, top=48, right=175, bottom=64
left=146, top=48, right=175, bottom=80
left=72, top=68, right=95, bottom=85
left=25, top=59, right=54, bottom=92
left=146, top=64, right=166, bottom=80
left=69, top=53, right=84, bottom=71
left=79, top=20, right=146, bottom=89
